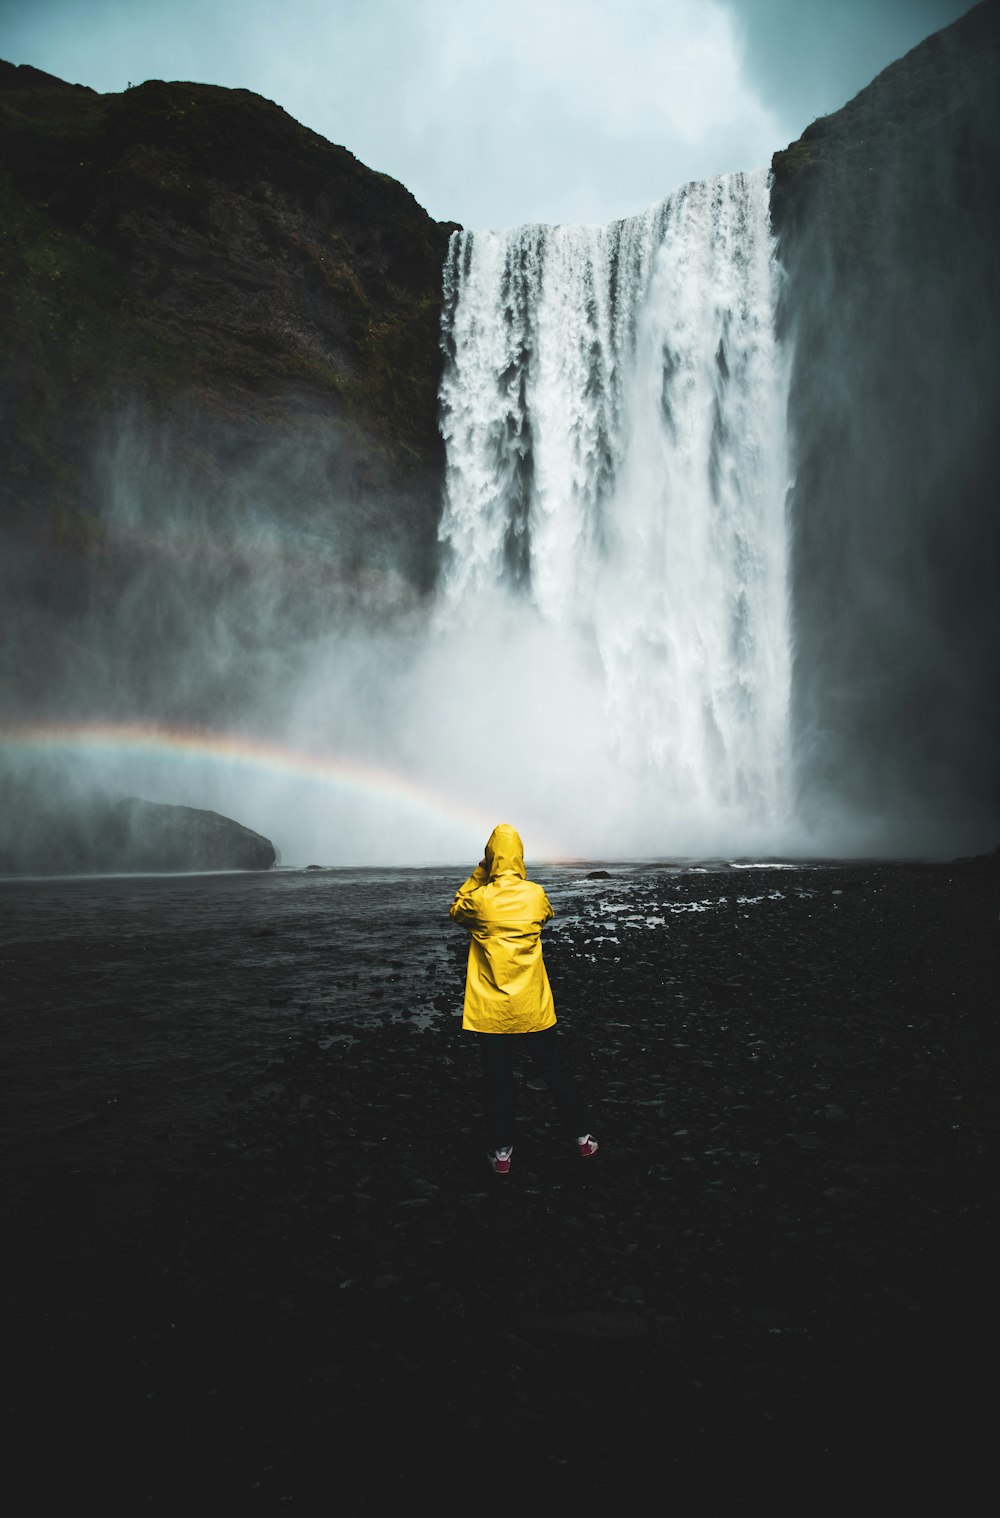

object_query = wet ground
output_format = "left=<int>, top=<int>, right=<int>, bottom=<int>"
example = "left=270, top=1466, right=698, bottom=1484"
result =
left=2, top=854, right=997, bottom=1510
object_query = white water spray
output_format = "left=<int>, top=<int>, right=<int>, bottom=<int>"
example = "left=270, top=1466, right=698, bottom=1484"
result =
left=432, top=171, right=794, bottom=857
left=4, top=175, right=797, bottom=868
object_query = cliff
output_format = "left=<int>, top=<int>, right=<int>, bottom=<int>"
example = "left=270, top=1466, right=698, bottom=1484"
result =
left=0, top=62, right=458, bottom=611
left=769, top=0, right=1000, bottom=847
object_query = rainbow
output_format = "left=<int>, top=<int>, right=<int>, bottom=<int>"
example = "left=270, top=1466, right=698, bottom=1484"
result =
left=0, top=719, right=558, bottom=857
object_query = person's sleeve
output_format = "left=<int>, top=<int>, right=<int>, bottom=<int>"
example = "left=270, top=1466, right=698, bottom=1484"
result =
left=449, top=865, right=488, bottom=924
left=540, top=889, right=554, bottom=925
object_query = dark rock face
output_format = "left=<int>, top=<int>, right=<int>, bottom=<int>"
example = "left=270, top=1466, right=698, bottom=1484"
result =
left=770, top=1, right=1000, bottom=848
left=106, top=798, right=276, bottom=871
left=0, top=60, right=459, bottom=677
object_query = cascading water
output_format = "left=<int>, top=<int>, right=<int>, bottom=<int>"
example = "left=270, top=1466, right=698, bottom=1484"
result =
left=434, top=169, right=794, bottom=857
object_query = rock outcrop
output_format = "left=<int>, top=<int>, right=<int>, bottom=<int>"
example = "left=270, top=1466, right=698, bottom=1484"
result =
left=769, top=0, right=1000, bottom=848
left=105, top=798, right=276, bottom=871
left=0, top=787, right=276, bottom=873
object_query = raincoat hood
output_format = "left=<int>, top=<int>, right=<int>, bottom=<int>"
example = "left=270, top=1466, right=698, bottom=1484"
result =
left=484, top=824, right=525, bottom=881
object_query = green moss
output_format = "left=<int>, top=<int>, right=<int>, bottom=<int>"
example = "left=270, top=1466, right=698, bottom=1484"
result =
left=0, top=65, right=454, bottom=544
left=349, top=291, right=442, bottom=466
left=0, top=168, right=122, bottom=402
left=0, top=84, right=107, bottom=145
left=118, top=143, right=215, bottom=213
left=772, top=139, right=820, bottom=181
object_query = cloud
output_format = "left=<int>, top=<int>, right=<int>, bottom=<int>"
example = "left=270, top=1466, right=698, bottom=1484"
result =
left=0, top=0, right=972, bottom=229
left=1, top=0, right=787, bottom=227
left=430, top=0, right=762, bottom=143
left=726, top=0, right=974, bottom=141
left=338, top=0, right=789, bottom=226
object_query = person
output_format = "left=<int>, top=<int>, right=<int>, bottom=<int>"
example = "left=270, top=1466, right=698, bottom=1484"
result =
left=449, top=822, right=598, bottom=1175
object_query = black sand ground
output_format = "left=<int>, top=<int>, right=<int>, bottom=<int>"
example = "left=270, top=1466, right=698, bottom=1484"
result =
left=3, top=857, right=997, bottom=1511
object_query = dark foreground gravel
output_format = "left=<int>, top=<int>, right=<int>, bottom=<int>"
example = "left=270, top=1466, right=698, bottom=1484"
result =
left=3, top=855, right=997, bottom=1512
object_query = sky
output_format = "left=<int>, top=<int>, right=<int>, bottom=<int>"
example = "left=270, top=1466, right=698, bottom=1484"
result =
left=0, top=0, right=977, bottom=230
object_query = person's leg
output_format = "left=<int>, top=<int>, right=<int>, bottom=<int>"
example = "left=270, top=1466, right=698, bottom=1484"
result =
left=524, top=1027, right=593, bottom=1138
left=478, top=1033, right=515, bottom=1151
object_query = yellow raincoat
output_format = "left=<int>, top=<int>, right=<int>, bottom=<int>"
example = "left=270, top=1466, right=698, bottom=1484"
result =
left=449, top=823, right=556, bottom=1034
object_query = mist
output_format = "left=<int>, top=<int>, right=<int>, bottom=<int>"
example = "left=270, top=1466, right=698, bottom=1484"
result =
left=0, top=173, right=940, bottom=872
left=3, top=7, right=997, bottom=872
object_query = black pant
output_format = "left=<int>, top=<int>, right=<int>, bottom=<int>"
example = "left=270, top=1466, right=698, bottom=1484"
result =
left=477, top=1026, right=592, bottom=1150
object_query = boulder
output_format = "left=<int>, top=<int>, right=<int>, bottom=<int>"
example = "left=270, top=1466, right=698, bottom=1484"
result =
left=105, top=798, right=276, bottom=871
left=0, top=777, right=277, bottom=874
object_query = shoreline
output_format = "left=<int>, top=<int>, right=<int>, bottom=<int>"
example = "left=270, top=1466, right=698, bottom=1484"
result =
left=4, top=855, right=997, bottom=1508
left=2, top=844, right=996, bottom=881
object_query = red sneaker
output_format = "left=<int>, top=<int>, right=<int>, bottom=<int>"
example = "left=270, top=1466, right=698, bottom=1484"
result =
left=488, top=1146, right=513, bottom=1175
left=577, top=1135, right=599, bottom=1158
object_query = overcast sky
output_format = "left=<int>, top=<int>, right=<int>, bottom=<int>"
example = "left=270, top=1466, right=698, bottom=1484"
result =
left=0, top=0, right=976, bottom=229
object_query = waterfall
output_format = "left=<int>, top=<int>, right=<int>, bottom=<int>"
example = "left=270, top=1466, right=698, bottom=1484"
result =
left=435, top=169, right=793, bottom=856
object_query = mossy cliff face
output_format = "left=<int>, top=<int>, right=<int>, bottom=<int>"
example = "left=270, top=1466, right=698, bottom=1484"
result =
left=0, top=62, right=459, bottom=607
left=770, top=1, right=1000, bottom=848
